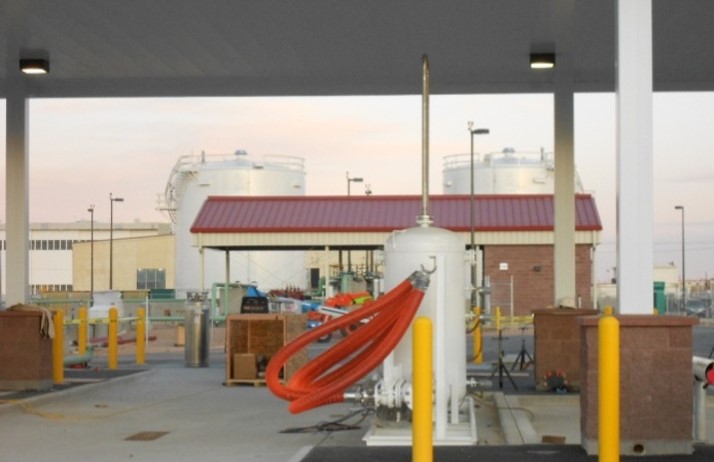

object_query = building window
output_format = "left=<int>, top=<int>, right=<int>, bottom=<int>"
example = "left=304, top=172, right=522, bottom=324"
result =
left=137, top=268, right=166, bottom=290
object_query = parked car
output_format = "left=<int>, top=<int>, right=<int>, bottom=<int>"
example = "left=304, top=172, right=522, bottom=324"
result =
left=685, top=299, right=708, bottom=318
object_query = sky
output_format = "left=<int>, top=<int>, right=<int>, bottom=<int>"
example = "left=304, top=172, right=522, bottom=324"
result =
left=1, top=93, right=713, bottom=283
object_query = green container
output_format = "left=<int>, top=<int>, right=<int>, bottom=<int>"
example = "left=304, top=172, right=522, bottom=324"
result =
left=150, top=288, right=175, bottom=300
left=653, top=281, right=666, bottom=314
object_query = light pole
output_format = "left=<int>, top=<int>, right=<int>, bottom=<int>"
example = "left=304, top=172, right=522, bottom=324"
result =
left=468, top=121, right=489, bottom=308
left=346, top=171, right=363, bottom=196
left=109, top=193, right=124, bottom=290
left=88, top=205, right=95, bottom=304
left=345, top=172, right=364, bottom=273
left=675, top=205, right=685, bottom=311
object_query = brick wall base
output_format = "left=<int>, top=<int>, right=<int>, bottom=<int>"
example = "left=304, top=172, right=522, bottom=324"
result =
left=578, top=315, right=698, bottom=456
left=0, top=311, right=53, bottom=391
left=532, top=308, right=597, bottom=390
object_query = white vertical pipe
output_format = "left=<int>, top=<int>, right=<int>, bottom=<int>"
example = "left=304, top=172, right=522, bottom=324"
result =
left=417, top=54, right=432, bottom=226
left=616, top=0, right=654, bottom=314
left=591, top=242, right=598, bottom=310
left=145, top=295, right=150, bottom=341
left=224, top=250, right=230, bottom=318
left=324, top=246, right=332, bottom=298
left=693, top=382, right=707, bottom=442
left=199, top=247, right=205, bottom=292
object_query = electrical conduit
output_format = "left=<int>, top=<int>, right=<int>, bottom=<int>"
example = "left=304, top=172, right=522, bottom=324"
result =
left=266, top=269, right=431, bottom=414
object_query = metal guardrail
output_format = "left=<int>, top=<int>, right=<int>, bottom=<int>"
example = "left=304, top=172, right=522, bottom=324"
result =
left=466, top=306, right=534, bottom=332
left=63, top=316, right=138, bottom=326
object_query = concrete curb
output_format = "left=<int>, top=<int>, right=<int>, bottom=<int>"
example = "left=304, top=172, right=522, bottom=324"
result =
left=494, top=392, right=540, bottom=445
left=287, top=446, right=315, bottom=462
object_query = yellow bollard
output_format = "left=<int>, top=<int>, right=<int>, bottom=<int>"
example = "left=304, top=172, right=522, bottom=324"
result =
left=599, top=311, right=620, bottom=461
left=495, top=306, right=502, bottom=332
left=78, top=306, right=88, bottom=355
left=603, top=306, right=614, bottom=316
left=136, top=307, right=146, bottom=365
left=108, top=307, right=118, bottom=370
left=412, top=316, right=433, bottom=462
left=472, top=306, right=482, bottom=364
left=52, top=309, right=64, bottom=385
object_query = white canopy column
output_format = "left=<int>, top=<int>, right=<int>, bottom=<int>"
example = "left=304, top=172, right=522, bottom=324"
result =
left=553, top=63, right=576, bottom=306
left=616, top=0, right=654, bottom=314
left=5, top=81, right=30, bottom=305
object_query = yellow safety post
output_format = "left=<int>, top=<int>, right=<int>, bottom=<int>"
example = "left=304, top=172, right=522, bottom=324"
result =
left=52, top=309, right=64, bottom=385
left=78, top=306, right=88, bottom=355
left=599, top=310, right=620, bottom=462
left=495, top=306, right=502, bottom=332
left=472, top=306, right=482, bottom=364
left=603, top=306, right=614, bottom=316
left=412, top=316, right=433, bottom=462
left=108, top=307, right=118, bottom=370
left=136, top=307, right=146, bottom=365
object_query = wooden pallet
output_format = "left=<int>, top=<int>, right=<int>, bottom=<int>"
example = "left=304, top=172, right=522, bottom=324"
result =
left=224, top=379, right=267, bottom=387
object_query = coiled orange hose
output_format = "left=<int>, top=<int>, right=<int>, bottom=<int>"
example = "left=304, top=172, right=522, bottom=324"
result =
left=266, top=271, right=429, bottom=414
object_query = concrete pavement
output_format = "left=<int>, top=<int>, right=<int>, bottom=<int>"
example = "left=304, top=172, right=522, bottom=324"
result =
left=1, top=324, right=713, bottom=461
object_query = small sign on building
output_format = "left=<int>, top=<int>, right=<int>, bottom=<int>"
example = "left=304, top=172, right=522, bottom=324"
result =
left=499, top=262, right=509, bottom=271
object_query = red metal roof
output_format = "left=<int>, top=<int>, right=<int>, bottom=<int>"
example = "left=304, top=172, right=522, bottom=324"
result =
left=190, top=194, right=602, bottom=233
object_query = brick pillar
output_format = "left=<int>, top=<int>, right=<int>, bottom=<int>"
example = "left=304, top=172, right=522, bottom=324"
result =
left=0, top=311, right=53, bottom=391
left=532, top=308, right=597, bottom=390
left=579, top=315, right=698, bottom=456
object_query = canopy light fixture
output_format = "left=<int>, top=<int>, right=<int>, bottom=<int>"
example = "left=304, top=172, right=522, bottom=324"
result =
left=20, top=58, right=50, bottom=75
left=530, top=53, right=555, bottom=69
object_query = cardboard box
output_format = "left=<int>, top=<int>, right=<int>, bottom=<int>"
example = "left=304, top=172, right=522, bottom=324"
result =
left=232, top=353, right=257, bottom=380
left=175, top=325, right=185, bottom=346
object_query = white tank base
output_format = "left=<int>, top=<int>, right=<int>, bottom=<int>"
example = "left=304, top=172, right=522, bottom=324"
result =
left=362, top=396, right=477, bottom=446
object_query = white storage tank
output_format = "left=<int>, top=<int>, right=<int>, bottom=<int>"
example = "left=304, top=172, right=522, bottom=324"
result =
left=382, top=225, right=467, bottom=439
left=442, top=147, right=584, bottom=194
left=161, top=150, right=306, bottom=295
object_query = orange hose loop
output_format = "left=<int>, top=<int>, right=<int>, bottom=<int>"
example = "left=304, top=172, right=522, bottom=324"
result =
left=266, top=270, right=430, bottom=413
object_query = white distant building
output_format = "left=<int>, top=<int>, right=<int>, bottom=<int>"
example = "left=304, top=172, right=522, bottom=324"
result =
left=0, top=222, right=169, bottom=300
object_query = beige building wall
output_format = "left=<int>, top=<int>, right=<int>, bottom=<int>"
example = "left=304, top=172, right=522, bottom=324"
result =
left=73, top=235, right=175, bottom=291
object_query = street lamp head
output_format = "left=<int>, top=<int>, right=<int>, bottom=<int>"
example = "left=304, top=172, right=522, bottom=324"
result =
left=350, top=177, right=363, bottom=183
left=109, top=192, right=124, bottom=202
left=470, top=128, right=490, bottom=135
left=675, top=205, right=684, bottom=210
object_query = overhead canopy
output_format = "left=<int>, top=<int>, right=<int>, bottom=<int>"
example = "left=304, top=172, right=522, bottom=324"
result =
left=2, top=1, right=714, bottom=98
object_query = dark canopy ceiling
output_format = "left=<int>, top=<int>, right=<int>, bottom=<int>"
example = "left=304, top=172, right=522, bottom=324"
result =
left=2, top=1, right=713, bottom=98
